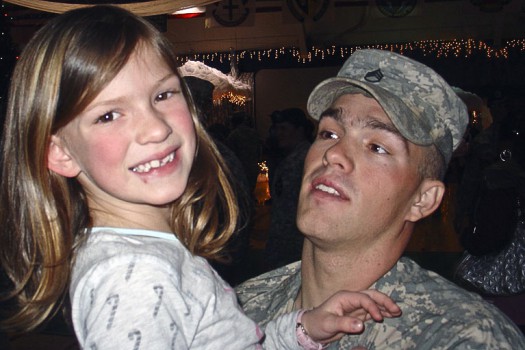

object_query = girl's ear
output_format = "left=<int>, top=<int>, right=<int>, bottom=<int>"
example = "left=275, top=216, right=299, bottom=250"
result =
left=47, top=135, right=81, bottom=178
left=405, top=179, right=445, bottom=222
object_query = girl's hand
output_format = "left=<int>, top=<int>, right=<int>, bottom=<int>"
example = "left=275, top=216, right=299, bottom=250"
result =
left=299, top=290, right=401, bottom=344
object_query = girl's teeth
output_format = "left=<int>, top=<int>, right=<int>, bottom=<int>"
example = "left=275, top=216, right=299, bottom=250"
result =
left=132, top=152, right=174, bottom=173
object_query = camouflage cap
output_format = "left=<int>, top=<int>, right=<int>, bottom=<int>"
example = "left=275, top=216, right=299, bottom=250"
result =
left=307, top=49, right=468, bottom=164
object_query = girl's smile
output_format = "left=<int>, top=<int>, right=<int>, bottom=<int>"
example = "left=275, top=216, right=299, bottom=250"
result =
left=48, top=44, right=197, bottom=229
left=131, top=150, right=176, bottom=173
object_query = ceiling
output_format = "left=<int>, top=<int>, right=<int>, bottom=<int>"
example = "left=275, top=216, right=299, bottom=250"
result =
left=6, top=0, right=525, bottom=55
left=3, top=1, right=525, bottom=136
left=167, top=0, right=525, bottom=53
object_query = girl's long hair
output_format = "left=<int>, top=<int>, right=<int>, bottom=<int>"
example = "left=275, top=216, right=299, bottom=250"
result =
left=0, top=5, right=239, bottom=333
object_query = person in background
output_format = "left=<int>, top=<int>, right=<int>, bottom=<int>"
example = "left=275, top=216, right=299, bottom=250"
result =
left=208, top=122, right=255, bottom=286
left=454, top=90, right=519, bottom=242
left=453, top=90, right=525, bottom=297
left=0, top=6, right=402, bottom=349
left=264, top=108, right=315, bottom=271
left=262, top=112, right=283, bottom=190
left=227, top=111, right=263, bottom=192
left=236, top=49, right=525, bottom=349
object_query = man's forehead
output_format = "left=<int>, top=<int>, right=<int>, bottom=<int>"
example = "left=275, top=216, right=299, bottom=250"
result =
left=321, top=93, right=394, bottom=126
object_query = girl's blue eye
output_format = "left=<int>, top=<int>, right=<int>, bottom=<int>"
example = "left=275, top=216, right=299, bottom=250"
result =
left=155, top=91, right=175, bottom=102
left=96, top=112, right=118, bottom=124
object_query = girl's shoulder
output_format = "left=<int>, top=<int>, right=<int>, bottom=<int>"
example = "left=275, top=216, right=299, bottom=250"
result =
left=71, top=228, right=228, bottom=303
left=72, top=228, right=222, bottom=290
left=77, top=228, right=185, bottom=263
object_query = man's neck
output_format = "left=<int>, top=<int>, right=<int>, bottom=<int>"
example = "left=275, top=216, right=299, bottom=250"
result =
left=296, top=239, right=404, bottom=310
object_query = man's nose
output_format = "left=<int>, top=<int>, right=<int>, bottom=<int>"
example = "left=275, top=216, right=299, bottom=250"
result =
left=322, top=139, right=354, bottom=172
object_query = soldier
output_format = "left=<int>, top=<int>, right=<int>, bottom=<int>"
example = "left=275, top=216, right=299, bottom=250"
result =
left=237, top=49, right=525, bottom=349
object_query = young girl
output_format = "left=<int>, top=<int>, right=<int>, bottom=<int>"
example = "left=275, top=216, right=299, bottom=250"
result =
left=0, top=5, right=400, bottom=349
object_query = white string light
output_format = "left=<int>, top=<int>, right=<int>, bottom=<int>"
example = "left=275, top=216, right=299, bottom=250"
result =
left=175, top=38, right=525, bottom=66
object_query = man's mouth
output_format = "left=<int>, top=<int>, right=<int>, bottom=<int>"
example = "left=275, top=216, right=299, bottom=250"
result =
left=315, top=183, right=340, bottom=196
left=131, top=152, right=175, bottom=173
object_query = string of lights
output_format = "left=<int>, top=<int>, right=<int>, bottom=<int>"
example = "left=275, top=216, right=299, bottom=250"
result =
left=216, top=91, right=248, bottom=106
left=177, top=38, right=525, bottom=66
left=2, top=1, right=524, bottom=68
left=2, top=2, right=525, bottom=107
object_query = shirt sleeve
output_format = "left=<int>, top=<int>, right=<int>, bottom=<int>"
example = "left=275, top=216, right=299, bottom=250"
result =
left=262, top=310, right=303, bottom=350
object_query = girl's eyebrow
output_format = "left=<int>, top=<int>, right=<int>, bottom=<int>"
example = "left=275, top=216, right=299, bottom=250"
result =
left=83, top=73, right=179, bottom=114
left=151, top=73, right=179, bottom=91
left=157, top=72, right=178, bottom=85
left=82, top=97, right=125, bottom=114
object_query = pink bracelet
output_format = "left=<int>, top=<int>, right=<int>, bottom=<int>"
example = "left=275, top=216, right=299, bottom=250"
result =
left=296, top=309, right=328, bottom=350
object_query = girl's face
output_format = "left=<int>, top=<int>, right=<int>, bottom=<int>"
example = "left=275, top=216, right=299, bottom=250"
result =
left=48, top=45, right=197, bottom=229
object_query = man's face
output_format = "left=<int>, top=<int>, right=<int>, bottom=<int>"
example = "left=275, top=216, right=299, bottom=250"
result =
left=297, top=93, right=426, bottom=251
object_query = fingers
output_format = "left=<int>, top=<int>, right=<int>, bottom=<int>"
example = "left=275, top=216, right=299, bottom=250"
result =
left=345, top=293, right=383, bottom=321
left=298, top=289, right=402, bottom=344
left=337, top=316, right=364, bottom=334
left=360, top=290, right=402, bottom=318
left=328, top=290, right=400, bottom=322
left=301, top=309, right=365, bottom=344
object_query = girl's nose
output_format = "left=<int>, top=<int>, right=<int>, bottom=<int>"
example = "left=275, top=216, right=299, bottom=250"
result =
left=136, top=107, right=172, bottom=144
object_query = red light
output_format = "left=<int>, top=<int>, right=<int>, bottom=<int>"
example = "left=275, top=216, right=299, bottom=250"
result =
left=171, top=13, right=205, bottom=19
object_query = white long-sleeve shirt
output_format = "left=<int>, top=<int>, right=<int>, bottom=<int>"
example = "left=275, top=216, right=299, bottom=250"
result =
left=70, top=227, right=301, bottom=350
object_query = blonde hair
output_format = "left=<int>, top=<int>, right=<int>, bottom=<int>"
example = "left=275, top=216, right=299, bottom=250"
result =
left=0, top=5, right=239, bottom=333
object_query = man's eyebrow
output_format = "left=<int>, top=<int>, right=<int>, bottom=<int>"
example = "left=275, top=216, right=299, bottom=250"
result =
left=365, top=118, right=402, bottom=137
left=319, top=107, right=343, bottom=122
left=365, top=118, right=410, bottom=151
left=320, top=107, right=410, bottom=150
left=320, top=107, right=401, bottom=137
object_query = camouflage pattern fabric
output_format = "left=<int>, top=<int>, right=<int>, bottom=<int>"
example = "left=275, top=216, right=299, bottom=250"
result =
left=306, top=49, right=469, bottom=165
left=236, top=257, right=525, bottom=349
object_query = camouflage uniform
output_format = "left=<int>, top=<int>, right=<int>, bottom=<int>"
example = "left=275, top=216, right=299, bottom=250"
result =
left=236, top=258, right=525, bottom=349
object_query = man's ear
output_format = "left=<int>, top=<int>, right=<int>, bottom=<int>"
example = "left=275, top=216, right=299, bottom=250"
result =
left=405, top=179, right=445, bottom=222
left=47, top=135, right=81, bottom=178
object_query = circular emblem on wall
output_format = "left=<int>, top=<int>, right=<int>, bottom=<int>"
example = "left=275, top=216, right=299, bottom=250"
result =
left=211, top=0, right=251, bottom=27
left=376, top=0, right=417, bottom=18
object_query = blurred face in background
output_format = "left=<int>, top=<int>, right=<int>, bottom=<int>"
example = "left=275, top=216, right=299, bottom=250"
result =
left=274, top=121, right=305, bottom=153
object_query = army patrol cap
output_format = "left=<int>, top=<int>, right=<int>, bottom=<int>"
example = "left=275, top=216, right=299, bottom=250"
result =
left=307, top=49, right=468, bottom=164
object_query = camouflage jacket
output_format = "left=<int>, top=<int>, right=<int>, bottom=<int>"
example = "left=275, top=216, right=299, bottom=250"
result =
left=236, top=258, right=525, bottom=349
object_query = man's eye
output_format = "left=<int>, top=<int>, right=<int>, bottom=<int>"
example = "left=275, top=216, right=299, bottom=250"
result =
left=370, top=144, right=388, bottom=154
left=96, top=111, right=119, bottom=124
left=155, top=91, right=175, bottom=102
left=318, top=130, right=338, bottom=140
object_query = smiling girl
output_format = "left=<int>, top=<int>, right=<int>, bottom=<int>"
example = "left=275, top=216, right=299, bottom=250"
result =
left=0, top=5, right=399, bottom=349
